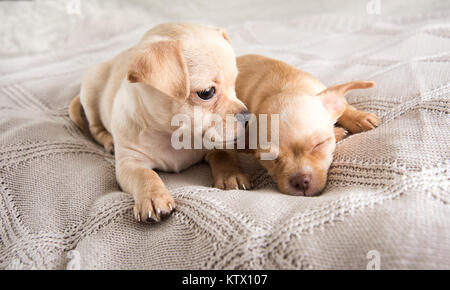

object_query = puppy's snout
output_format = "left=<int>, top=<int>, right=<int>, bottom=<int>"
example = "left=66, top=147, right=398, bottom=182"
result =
left=235, top=110, right=251, bottom=128
left=289, top=173, right=311, bottom=195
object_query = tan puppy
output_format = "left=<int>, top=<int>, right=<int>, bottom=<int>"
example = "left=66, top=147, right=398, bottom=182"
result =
left=69, top=23, right=248, bottom=222
left=207, top=54, right=380, bottom=196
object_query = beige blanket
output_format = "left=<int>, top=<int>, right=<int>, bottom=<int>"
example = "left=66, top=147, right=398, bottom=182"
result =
left=0, top=0, right=449, bottom=269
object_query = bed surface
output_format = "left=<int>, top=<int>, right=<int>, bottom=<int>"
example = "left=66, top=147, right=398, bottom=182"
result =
left=0, top=0, right=449, bottom=269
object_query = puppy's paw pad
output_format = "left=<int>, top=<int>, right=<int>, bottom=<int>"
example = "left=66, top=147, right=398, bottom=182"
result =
left=134, top=190, right=175, bottom=223
left=214, top=172, right=252, bottom=190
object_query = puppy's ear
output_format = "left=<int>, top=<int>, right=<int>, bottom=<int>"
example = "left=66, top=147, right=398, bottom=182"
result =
left=127, top=40, right=189, bottom=99
left=318, top=81, right=376, bottom=119
left=216, top=28, right=232, bottom=45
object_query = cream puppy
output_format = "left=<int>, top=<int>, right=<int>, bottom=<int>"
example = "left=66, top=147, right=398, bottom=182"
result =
left=69, top=23, right=248, bottom=222
left=207, top=54, right=380, bottom=196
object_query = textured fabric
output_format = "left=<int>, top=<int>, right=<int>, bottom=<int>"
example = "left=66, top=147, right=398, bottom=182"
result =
left=0, top=0, right=449, bottom=269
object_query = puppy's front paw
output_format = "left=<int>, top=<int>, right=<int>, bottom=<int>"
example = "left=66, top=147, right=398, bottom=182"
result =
left=133, top=189, right=176, bottom=223
left=214, top=172, right=252, bottom=190
left=333, top=127, right=348, bottom=142
left=345, top=111, right=381, bottom=134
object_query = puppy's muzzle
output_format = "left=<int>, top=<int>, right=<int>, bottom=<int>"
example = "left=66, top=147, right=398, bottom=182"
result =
left=289, top=173, right=312, bottom=196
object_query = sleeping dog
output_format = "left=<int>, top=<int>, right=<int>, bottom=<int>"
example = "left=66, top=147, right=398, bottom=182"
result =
left=207, top=54, right=380, bottom=196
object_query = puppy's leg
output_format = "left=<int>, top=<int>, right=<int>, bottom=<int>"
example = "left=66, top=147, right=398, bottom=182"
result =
left=69, top=95, right=114, bottom=153
left=116, top=155, right=175, bottom=222
left=81, top=98, right=114, bottom=153
left=79, top=83, right=115, bottom=153
left=88, top=123, right=115, bottom=154
left=206, top=150, right=252, bottom=190
left=337, top=102, right=381, bottom=134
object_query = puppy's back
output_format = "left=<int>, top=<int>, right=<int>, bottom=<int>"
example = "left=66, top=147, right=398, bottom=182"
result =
left=236, top=55, right=326, bottom=112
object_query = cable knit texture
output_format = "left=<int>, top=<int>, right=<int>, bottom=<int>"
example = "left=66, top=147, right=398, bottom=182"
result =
left=0, top=0, right=449, bottom=269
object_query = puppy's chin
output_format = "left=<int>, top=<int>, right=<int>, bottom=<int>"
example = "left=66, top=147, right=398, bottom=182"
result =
left=283, top=187, right=324, bottom=197
left=202, top=135, right=242, bottom=149
left=210, top=125, right=247, bottom=148
left=217, top=136, right=243, bottom=148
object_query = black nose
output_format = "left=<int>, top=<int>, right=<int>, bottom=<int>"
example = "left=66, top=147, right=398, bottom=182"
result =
left=289, top=173, right=311, bottom=193
left=235, top=110, right=251, bottom=128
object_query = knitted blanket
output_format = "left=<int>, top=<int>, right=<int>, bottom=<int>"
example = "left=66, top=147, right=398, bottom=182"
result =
left=0, top=0, right=449, bottom=269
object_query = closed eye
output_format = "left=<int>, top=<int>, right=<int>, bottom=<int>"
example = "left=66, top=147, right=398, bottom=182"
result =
left=313, top=137, right=331, bottom=151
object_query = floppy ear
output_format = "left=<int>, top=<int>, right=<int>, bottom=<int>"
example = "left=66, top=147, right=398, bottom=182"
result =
left=317, top=81, right=376, bottom=119
left=127, top=40, right=190, bottom=99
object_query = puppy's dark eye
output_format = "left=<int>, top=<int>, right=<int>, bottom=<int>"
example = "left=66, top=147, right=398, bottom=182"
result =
left=196, top=87, right=216, bottom=100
